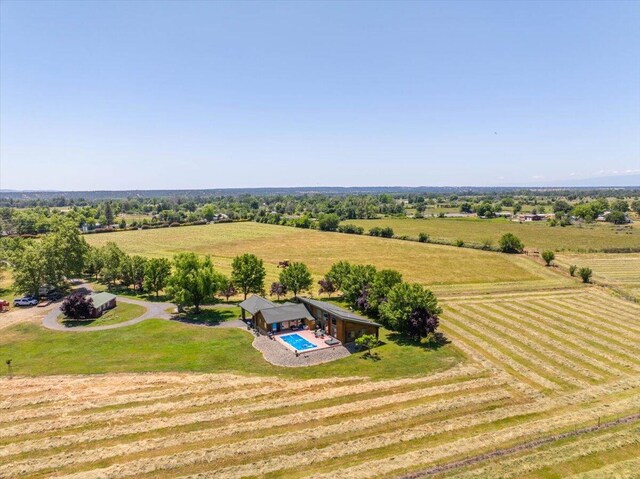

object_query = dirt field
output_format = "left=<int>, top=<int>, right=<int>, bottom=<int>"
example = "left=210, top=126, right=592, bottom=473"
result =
left=2, top=287, right=638, bottom=478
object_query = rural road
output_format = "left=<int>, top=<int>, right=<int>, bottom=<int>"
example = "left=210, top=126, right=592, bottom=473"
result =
left=42, top=296, right=174, bottom=332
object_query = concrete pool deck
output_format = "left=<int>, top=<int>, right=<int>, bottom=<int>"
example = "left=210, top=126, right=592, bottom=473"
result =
left=275, top=330, right=333, bottom=353
left=252, top=329, right=352, bottom=367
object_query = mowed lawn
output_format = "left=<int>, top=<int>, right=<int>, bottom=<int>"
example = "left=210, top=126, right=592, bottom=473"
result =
left=343, top=217, right=640, bottom=252
left=0, top=320, right=463, bottom=380
left=84, top=222, right=570, bottom=293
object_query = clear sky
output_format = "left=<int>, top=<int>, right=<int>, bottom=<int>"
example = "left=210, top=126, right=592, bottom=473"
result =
left=1, top=0, right=639, bottom=190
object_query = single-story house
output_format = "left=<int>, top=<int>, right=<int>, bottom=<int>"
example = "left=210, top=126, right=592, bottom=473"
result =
left=239, top=295, right=380, bottom=344
left=89, top=292, right=117, bottom=317
left=297, top=297, right=380, bottom=343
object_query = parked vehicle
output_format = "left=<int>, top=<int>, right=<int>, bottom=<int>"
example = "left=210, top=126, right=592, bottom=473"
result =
left=46, top=291, right=64, bottom=301
left=0, top=299, right=9, bottom=312
left=13, top=297, right=39, bottom=307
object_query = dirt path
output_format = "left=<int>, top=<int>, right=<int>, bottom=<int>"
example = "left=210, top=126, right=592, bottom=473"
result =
left=0, top=302, right=57, bottom=331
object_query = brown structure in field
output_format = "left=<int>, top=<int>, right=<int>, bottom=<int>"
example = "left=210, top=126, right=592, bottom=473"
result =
left=239, top=295, right=380, bottom=344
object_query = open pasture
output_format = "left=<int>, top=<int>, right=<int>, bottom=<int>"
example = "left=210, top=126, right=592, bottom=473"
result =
left=1, top=287, right=639, bottom=478
left=84, top=222, right=574, bottom=295
left=343, top=217, right=640, bottom=253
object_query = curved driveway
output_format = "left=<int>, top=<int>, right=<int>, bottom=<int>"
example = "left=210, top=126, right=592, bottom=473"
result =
left=43, top=296, right=174, bottom=332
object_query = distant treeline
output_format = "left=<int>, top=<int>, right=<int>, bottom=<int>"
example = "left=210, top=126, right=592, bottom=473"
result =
left=2, top=186, right=640, bottom=204
left=1, top=188, right=639, bottom=236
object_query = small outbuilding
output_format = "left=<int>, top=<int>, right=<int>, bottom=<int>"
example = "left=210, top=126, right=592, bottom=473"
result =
left=89, top=292, right=117, bottom=317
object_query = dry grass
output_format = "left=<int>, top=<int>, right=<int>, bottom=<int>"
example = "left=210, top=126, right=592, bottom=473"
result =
left=2, top=288, right=639, bottom=478
left=343, top=217, right=640, bottom=252
left=556, top=253, right=640, bottom=300
left=83, top=222, right=574, bottom=295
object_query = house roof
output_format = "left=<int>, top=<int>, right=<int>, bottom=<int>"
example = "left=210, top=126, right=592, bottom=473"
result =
left=89, top=292, right=116, bottom=309
left=239, top=295, right=275, bottom=315
left=297, top=297, right=381, bottom=327
left=259, top=303, right=315, bottom=325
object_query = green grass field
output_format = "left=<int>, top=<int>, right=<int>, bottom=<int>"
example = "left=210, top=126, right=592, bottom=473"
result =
left=84, top=222, right=576, bottom=295
left=342, top=217, right=640, bottom=252
left=0, top=320, right=462, bottom=380
left=57, top=302, right=146, bottom=328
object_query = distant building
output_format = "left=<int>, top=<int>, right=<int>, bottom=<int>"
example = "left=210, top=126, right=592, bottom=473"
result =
left=513, top=213, right=553, bottom=222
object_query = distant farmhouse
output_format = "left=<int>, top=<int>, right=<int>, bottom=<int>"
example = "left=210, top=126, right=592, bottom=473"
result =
left=513, top=213, right=554, bottom=222
left=239, top=295, right=380, bottom=344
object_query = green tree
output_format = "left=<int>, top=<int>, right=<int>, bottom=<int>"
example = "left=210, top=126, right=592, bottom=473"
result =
left=498, top=233, right=524, bottom=254
left=605, top=211, right=628, bottom=224
left=12, top=242, right=45, bottom=297
left=355, top=334, right=378, bottom=357
left=279, top=262, right=312, bottom=297
left=317, top=213, right=340, bottom=231
left=631, top=200, right=640, bottom=215
left=218, top=276, right=237, bottom=301
left=326, top=260, right=352, bottom=292
left=101, top=242, right=126, bottom=286
left=167, top=253, right=219, bottom=313
left=578, top=267, right=593, bottom=283
left=120, top=255, right=148, bottom=291
left=231, top=253, right=266, bottom=300
left=104, top=202, right=114, bottom=226
left=368, top=269, right=403, bottom=313
left=611, top=199, right=629, bottom=213
left=85, top=247, right=105, bottom=280
left=342, top=264, right=377, bottom=306
left=144, top=258, right=172, bottom=298
left=541, top=250, right=555, bottom=266
left=512, top=202, right=522, bottom=215
left=379, top=282, right=442, bottom=338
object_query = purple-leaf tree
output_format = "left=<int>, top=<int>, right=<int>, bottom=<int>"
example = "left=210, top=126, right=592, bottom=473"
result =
left=61, top=293, right=96, bottom=320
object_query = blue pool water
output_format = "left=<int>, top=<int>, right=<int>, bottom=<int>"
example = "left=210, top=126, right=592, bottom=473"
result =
left=280, top=333, right=317, bottom=351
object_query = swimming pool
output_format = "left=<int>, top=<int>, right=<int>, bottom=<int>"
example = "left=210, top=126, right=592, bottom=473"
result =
left=280, top=333, right=317, bottom=351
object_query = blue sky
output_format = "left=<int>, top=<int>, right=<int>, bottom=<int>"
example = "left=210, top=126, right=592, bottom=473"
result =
left=1, top=0, right=639, bottom=190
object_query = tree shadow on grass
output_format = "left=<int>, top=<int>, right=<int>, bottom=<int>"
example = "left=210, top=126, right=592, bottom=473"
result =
left=385, top=332, right=450, bottom=351
left=171, top=308, right=240, bottom=326
left=359, top=351, right=382, bottom=361
left=60, top=319, right=98, bottom=328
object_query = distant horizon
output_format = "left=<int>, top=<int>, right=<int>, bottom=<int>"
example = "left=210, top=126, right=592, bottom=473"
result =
left=2, top=173, right=639, bottom=196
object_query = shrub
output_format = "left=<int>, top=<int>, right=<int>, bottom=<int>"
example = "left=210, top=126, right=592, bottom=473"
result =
left=455, top=239, right=465, bottom=247
left=498, top=233, right=524, bottom=254
left=578, top=267, right=593, bottom=283
left=569, top=264, right=577, bottom=276
left=418, top=232, right=429, bottom=243
left=369, top=227, right=382, bottom=237
left=317, top=213, right=340, bottom=232
left=541, top=250, right=555, bottom=266
left=380, top=227, right=394, bottom=238
left=481, top=238, right=493, bottom=250
left=338, top=224, right=364, bottom=235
